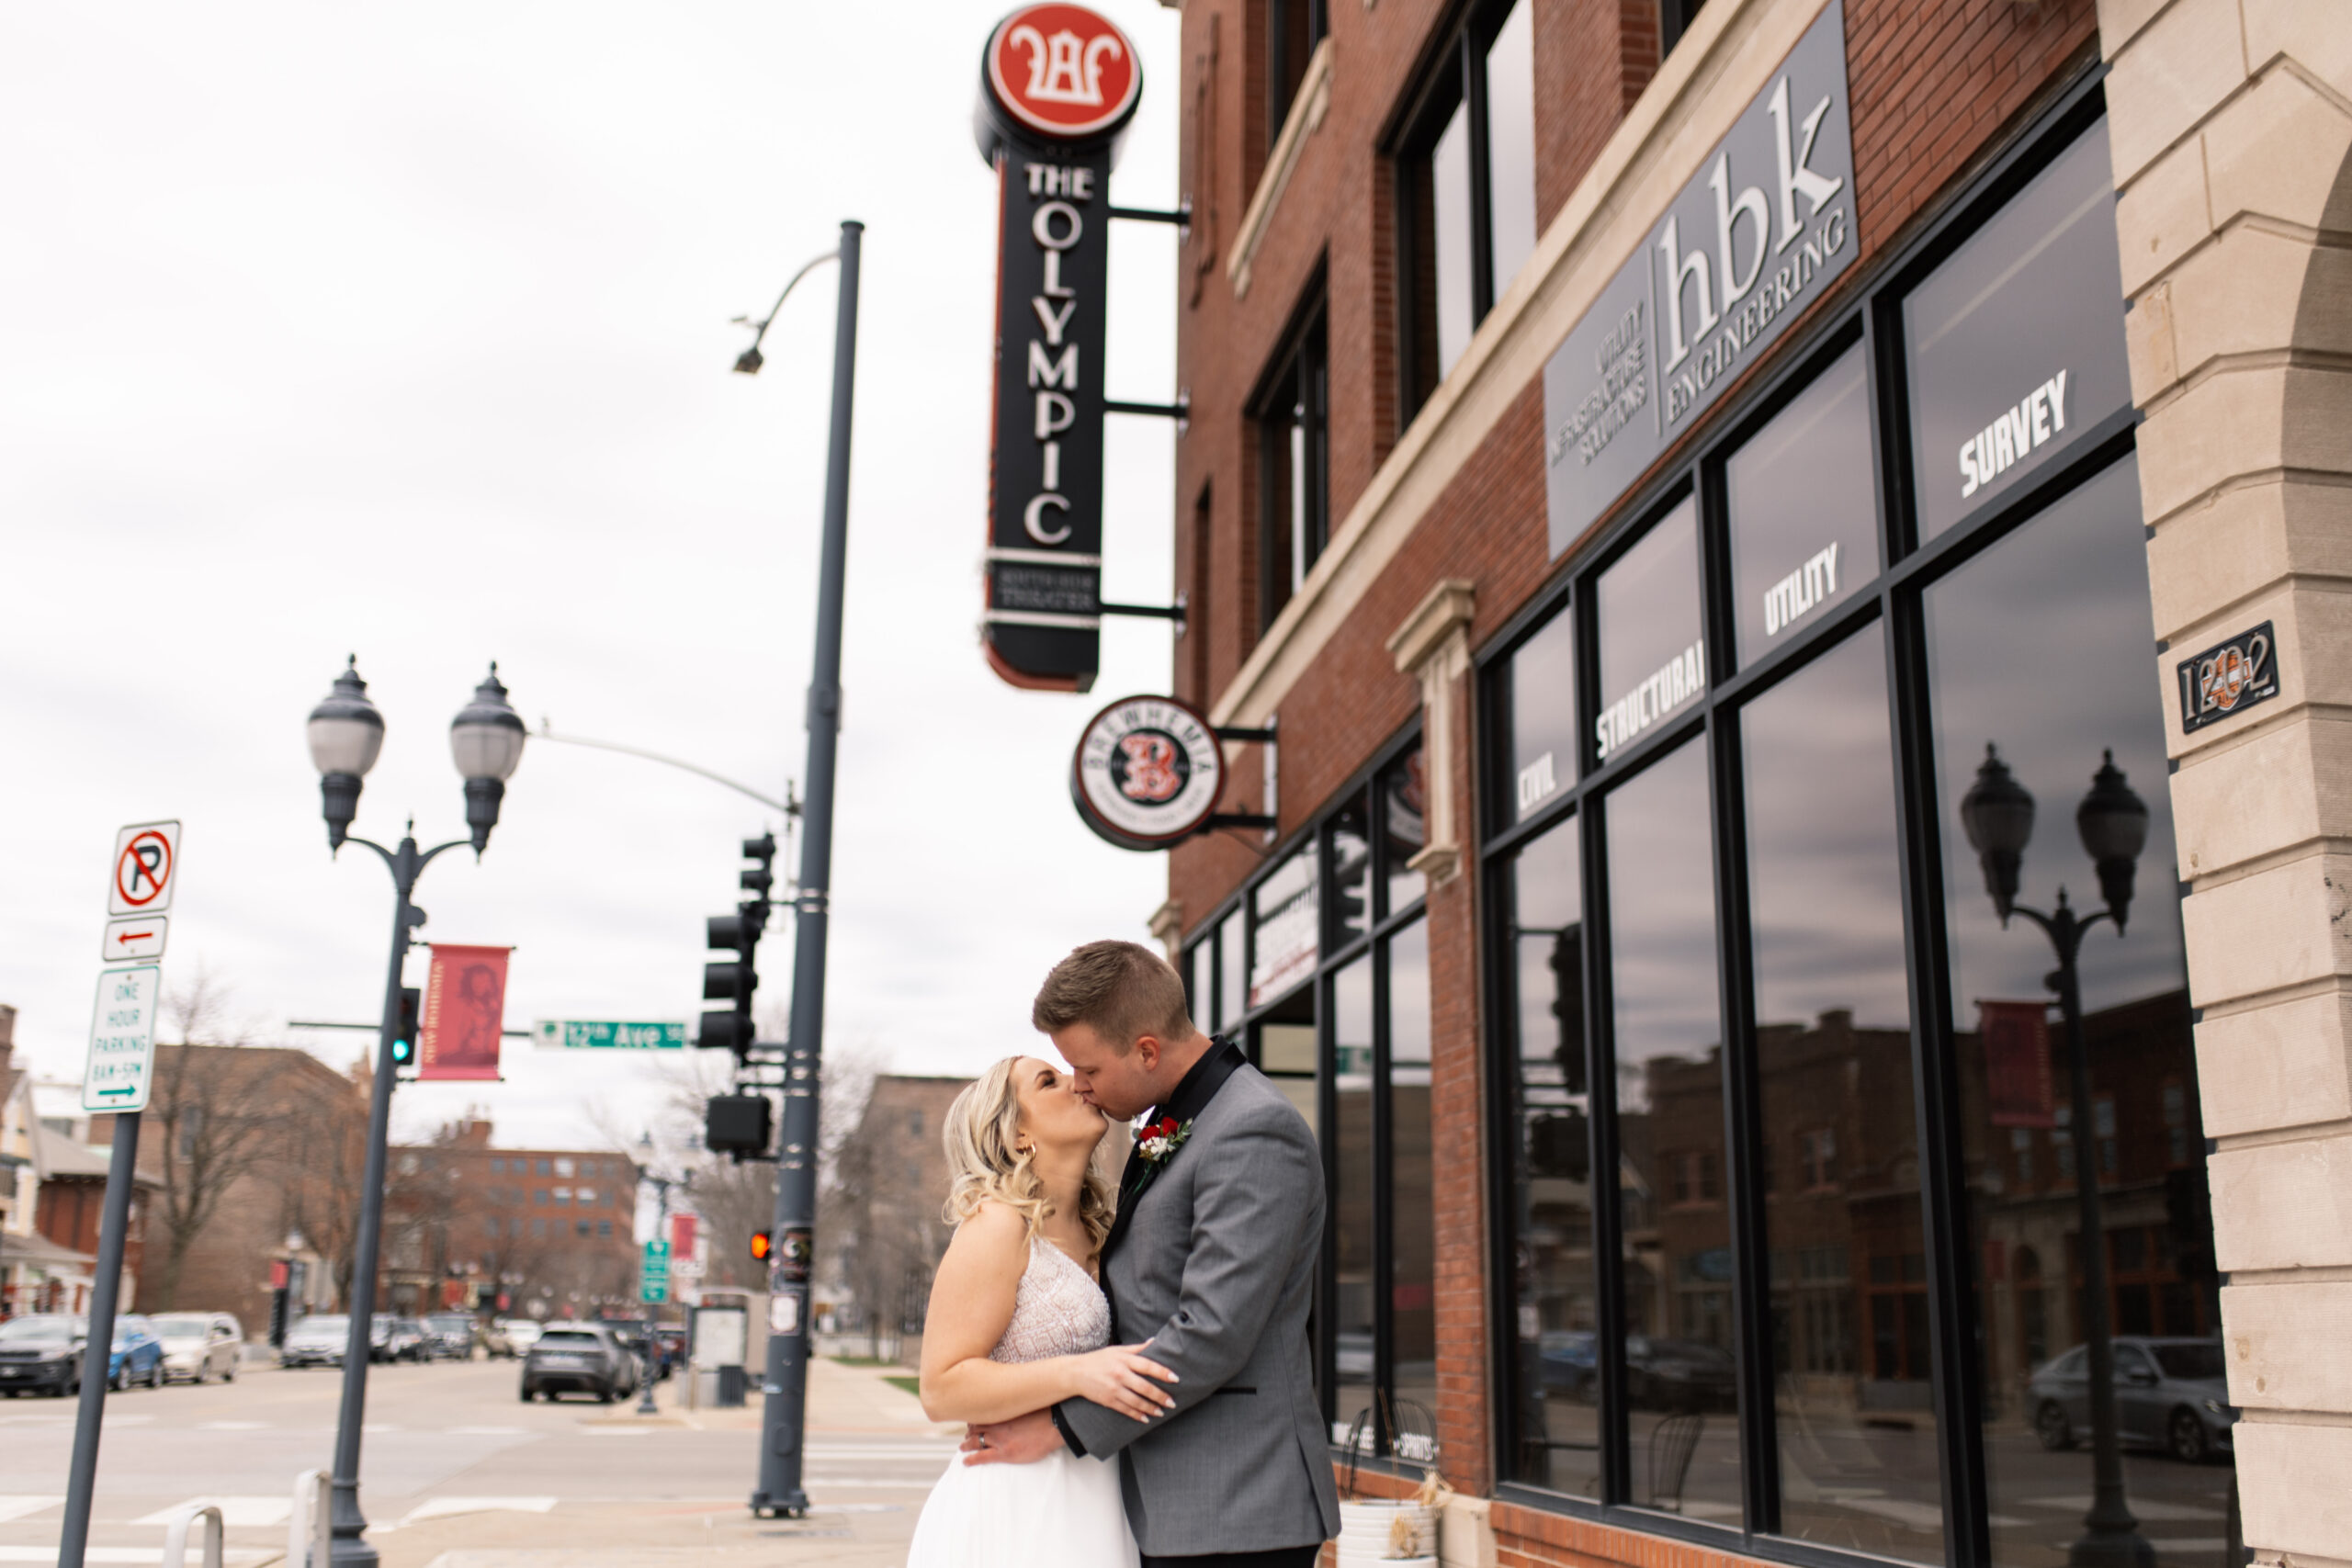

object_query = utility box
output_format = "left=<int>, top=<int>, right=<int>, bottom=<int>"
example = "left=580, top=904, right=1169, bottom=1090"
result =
left=691, top=1302, right=750, bottom=1409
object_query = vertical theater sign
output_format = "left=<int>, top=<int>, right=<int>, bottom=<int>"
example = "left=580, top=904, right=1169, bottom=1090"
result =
left=978, top=4, right=1145, bottom=693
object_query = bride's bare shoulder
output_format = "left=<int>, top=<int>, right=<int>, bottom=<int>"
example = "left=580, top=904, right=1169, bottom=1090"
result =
left=950, top=1200, right=1031, bottom=1257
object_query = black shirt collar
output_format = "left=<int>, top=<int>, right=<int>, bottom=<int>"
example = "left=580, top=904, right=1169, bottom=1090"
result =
left=1154, top=1034, right=1246, bottom=1126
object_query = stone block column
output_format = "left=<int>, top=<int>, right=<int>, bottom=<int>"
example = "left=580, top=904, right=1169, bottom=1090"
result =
left=2101, top=1, right=2352, bottom=1558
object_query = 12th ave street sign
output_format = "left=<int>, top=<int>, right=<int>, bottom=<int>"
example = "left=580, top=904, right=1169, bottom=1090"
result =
left=533, top=1020, right=687, bottom=1051
left=84, top=964, right=163, bottom=1112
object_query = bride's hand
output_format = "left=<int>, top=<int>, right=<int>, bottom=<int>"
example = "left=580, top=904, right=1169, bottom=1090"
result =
left=1067, top=1339, right=1179, bottom=1422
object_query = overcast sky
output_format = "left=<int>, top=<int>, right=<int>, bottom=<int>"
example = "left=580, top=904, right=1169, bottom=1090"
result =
left=0, top=3, right=1183, bottom=1149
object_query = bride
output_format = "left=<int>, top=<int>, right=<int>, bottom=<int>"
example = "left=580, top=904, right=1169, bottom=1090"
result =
left=904, top=1055, right=1175, bottom=1568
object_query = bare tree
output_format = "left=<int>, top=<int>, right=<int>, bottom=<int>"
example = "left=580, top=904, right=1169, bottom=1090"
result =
left=145, top=968, right=297, bottom=1309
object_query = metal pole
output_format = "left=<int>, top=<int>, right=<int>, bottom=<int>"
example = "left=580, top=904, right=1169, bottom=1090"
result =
left=56, top=1111, right=142, bottom=1568
left=2053, top=909, right=2152, bottom=1568
left=753, top=218, right=861, bottom=1518
left=326, top=836, right=422, bottom=1568
left=638, top=1178, right=668, bottom=1416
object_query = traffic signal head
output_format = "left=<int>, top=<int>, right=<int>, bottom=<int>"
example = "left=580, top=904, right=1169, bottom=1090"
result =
left=391, top=987, right=422, bottom=1069
left=750, top=1229, right=774, bottom=1263
left=706, top=1093, right=772, bottom=1156
left=696, top=905, right=761, bottom=1059
left=741, top=834, right=777, bottom=899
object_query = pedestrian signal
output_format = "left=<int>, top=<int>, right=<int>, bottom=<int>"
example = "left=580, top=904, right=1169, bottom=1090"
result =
left=750, top=1229, right=774, bottom=1264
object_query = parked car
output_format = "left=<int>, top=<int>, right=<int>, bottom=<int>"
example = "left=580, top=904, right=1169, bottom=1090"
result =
left=1623, top=1336, right=1737, bottom=1413
left=1537, top=1329, right=1600, bottom=1398
left=393, top=1316, right=434, bottom=1361
left=2030, top=1336, right=2235, bottom=1462
left=369, top=1315, right=425, bottom=1363
left=152, top=1313, right=243, bottom=1384
left=520, top=1324, right=636, bottom=1403
left=652, top=1326, right=686, bottom=1379
left=0, top=1314, right=86, bottom=1397
left=280, top=1314, right=350, bottom=1369
left=598, top=1316, right=654, bottom=1382
left=480, top=1320, right=515, bottom=1359
left=106, top=1315, right=165, bottom=1391
left=499, top=1318, right=543, bottom=1355
left=424, top=1314, right=478, bottom=1361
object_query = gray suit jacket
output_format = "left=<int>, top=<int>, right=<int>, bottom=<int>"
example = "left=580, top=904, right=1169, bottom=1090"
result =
left=1057, top=1049, right=1340, bottom=1557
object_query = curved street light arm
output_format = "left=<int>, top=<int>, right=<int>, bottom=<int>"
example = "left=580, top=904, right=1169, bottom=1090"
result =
left=535, top=721, right=797, bottom=818
left=734, top=248, right=842, bottom=365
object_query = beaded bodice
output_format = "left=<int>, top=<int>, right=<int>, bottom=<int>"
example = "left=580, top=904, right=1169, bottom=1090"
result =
left=989, top=1237, right=1111, bottom=1365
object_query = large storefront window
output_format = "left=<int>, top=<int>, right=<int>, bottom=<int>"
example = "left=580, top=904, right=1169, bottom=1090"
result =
left=1485, top=96, right=2223, bottom=1568
left=1182, top=735, right=1435, bottom=1462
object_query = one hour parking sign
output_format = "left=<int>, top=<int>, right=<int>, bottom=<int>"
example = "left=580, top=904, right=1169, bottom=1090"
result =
left=84, top=964, right=163, bottom=1112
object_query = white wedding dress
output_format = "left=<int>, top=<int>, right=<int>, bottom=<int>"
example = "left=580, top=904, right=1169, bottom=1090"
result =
left=904, top=1236, right=1138, bottom=1568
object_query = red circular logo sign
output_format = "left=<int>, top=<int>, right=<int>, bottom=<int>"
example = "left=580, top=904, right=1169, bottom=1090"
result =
left=985, top=5, right=1143, bottom=141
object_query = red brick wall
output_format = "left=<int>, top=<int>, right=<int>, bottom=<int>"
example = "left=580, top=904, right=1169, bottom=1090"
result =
left=1165, top=0, right=2103, bottom=1511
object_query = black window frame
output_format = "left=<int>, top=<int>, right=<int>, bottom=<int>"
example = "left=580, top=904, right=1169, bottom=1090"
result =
left=1181, top=723, right=1434, bottom=1468
left=1252, top=278, right=1332, bottom=632
left=1479, top=70, right=2172, bottom=1568
left=1390, top=0, right=1532, bottom=424
left=1267, top=0, right=1329, bottom=143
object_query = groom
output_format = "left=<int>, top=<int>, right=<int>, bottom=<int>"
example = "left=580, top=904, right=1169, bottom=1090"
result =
left=963, top=940, right=1340, bottom=1567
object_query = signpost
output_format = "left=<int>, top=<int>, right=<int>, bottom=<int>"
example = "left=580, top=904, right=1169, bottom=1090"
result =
left=534, top=1019, right=689, bottom=1050
left=62, top=820, right=182, bottom=1568
left=639, top=1240, right=672, bottom=1304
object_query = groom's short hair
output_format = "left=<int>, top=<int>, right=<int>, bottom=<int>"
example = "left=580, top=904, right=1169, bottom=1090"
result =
left=1033, top=940, right=1193, bottom=1054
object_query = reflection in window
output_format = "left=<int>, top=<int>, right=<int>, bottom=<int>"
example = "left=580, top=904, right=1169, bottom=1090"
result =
left=1504, top=815, right=1598, bottom=1496
left=1508, top=604, right=1577, bottom=819
left=1926, top=455, right=2222, bottom=1562
left=1218, top=914, right=1246, bottom=1036
left=1397, top=0, right=1539, bottom=414
left=1603, top=740, right=1740, bottom=1515
left=1595, top=500, right=1705, bottom=764
left=1251, top=842, right=1320, bottom=1010
left=1383, top=748, right=1428, bottom=916
left=1726, top=344, right=1877, bottom=663
left=1327, top=797, right=1373, bottom=947
left=1904, top=120, right=2131, bottom=537
left=1332, top=956, right=1375, bottom=1444
left=1388, top=919, right=1437, bottom=1444
left=1742, top=630, right=1942, bottom=1562
left=1257, top=989, right=1318, bottom=1137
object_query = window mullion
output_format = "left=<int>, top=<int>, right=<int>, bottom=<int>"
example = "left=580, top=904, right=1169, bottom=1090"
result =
left=1371, top=934, right=1396, bottom=1456
left=1463, top=37, right=1495, bottom=323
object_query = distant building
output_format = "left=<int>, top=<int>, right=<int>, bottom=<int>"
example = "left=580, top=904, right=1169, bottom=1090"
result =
left=0, top=1012, right=159, bottom=1316
left=383, top=1118, right=642, bottom=1320
left=820, top=1075, right=967, bottom=1357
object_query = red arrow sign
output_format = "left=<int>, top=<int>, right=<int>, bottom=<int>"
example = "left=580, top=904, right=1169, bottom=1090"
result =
left=116, top=930, right=155, bottom=947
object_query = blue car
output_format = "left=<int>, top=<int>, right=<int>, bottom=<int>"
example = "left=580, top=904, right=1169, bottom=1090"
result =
left=107, top=1314, right=164, bottom=1391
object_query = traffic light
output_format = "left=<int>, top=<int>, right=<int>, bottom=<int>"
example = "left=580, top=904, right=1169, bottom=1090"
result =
left=750, top=1229, right=775, bottom=1264
left=391, top=987, right=422, bottom=1071
left=704, top=1093, right=773, bottom=1159
left=697, top=836, right=777, bottom=1060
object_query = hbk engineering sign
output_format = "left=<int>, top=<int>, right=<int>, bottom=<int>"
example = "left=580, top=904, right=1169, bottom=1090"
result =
left=977, top=5, right=1144, bottom=693
left=1542, top=0, right=1856, bottom=557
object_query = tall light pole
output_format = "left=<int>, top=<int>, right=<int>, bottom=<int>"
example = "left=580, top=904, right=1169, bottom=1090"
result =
left=734, top=220, right=862, bottom=1519
left=305, top=658, right=526, bottom=1568
left=1959, top=745, right=2154, bottom=1568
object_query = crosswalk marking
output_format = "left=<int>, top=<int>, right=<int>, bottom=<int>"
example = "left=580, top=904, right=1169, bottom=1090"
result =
left=397, top=1496, right=557, bottom=1526
left=0, top=1500, right=62, bottom=1525
left=130, top=1497, right=291, bottom=1528
left=0, top=1551, right=268, bottom=1565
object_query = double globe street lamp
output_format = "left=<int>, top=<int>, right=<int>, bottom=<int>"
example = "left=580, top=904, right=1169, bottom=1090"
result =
left=1959, top=745, right=2154, bottom=1568
left=305, top=657, right=526, bottom=1568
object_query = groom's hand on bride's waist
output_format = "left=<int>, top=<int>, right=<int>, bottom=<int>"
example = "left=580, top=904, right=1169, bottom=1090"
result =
left=959, top=1408, right=1064, bottom=1467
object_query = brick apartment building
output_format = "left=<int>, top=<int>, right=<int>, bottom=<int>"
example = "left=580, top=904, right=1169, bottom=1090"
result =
left=819, top=1075, right=968, bottom=1355
left=1125, top=0, right=2347, bottom=1564
left=386, top=1119, right=643, bottom=1319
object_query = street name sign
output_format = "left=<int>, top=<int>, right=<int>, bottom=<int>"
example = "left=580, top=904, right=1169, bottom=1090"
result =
left=107, top=819, right=182, bottom=916
left=533, top=1020, right=687, bottom=1051
left=101, top=915, right=169, bottom=962
left=83, top=964, right=163, bottom=1112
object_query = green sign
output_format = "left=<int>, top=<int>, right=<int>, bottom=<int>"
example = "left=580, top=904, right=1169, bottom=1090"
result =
left=535, top=1020, right=687, bottom=1051
left=639, top=1239, right=671, bottom=1303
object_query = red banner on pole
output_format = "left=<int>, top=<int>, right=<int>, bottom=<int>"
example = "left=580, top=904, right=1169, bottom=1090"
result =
left=419, top=943, right=511, bottom=1081
left=671, top=1214, right=697, bottom=1259
left=1980, top=999, right=2055, bottom=1128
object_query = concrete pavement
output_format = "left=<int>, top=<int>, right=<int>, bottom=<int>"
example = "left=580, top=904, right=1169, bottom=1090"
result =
left=0, top=1351, right=959, bottom=1566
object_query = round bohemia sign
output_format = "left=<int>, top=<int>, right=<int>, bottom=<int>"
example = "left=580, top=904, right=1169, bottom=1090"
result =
left=984, top=4, right=1143, bottom=142
left=1070, top=695, right=1224, bottom=851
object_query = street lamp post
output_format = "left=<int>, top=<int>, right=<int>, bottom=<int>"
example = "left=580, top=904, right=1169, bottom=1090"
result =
left=1958, top=745, right=2154, bottom=1568
left=734, top=220, right=863, bottom=1519
left=634, top=1132, right=690, bottom=1416
left=306, top=658, right=526, bottom=1568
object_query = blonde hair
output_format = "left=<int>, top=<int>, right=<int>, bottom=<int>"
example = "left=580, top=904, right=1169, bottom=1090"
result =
left=941, top=1056, right=1116, bottom=1253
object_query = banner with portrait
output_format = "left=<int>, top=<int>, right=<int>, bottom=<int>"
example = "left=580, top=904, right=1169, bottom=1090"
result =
left=419, top=943, right=512, bottom=1082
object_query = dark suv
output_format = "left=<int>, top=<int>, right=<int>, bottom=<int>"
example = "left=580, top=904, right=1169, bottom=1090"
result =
left=0, top=1314, right=85, bottom=1397
left=520, top=1325, right=635, bottom=1404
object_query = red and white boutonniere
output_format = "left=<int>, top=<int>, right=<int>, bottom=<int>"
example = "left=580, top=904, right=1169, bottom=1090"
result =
left=1131, top=1115, right=1194, bottom=1197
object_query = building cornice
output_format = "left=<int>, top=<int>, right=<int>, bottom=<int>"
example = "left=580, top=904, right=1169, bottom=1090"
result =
left=1207, top=0, right=1833, bottom=729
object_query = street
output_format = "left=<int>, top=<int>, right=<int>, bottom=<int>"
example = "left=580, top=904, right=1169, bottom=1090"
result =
left=0, top=1354, right=956, bottom=1566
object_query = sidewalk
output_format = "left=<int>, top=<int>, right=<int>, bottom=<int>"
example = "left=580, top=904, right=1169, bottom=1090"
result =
left=377, top=1360, right=956, bottom=1568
